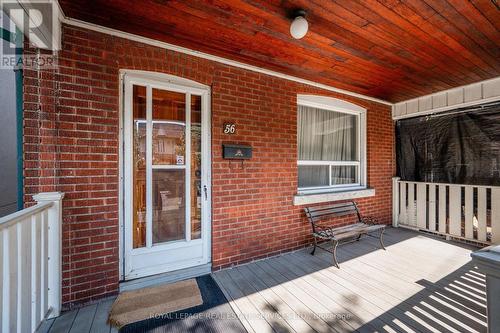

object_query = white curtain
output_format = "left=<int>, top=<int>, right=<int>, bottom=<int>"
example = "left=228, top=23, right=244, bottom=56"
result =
left=298, top=105, right=357, bottom=187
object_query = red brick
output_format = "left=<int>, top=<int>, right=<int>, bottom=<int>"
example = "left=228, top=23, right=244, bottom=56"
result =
left=24, top=24, right=394, bottom=310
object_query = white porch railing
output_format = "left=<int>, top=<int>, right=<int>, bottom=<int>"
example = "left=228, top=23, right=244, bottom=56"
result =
left=0, top=192, right=64, bottom=333
left=393, top=177, right=500, bottom=244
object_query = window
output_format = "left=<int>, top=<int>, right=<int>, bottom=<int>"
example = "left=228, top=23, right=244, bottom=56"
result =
left=297, top=95, right=366, bottom=193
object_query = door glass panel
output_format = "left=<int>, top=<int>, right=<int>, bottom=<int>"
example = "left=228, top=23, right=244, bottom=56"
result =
left=153, top=170, right=185, bottom=243
left=191, top=95, right=202, bottom=240
left=133, top=85, right=146, bottom=248
left=152, top=88, right=186, bottom=165
left=151, top=87, right=187, bottom=244
left=131, top=86, right=204, bottom=247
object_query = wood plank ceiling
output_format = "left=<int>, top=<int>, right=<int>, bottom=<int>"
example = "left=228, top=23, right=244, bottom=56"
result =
left=59, top=0, right=500, bottom=102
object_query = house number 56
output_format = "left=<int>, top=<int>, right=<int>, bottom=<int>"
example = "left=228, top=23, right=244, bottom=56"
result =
left=223, top=123, right=236, bottom=134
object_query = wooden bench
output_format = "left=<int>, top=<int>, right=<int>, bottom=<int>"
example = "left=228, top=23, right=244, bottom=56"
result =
left=304, top=201, right=386, bottom=268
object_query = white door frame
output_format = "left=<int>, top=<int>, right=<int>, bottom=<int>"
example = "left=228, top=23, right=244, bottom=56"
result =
left=119, top=70, right=211, bottom=280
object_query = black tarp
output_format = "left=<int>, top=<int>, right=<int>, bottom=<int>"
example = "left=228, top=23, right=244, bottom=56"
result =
left=396, top=102, right=500, bottom=186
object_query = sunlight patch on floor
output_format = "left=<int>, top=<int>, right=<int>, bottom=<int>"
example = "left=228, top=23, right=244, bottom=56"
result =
left=428, top=294, right=487, bottom=326
left=453, top=279, right=486, bottom=296
left=420, top=300, right=480, bottom=333
left=447, top=283, right=486, bottom=302
left=216, top=229, right=487, bottom=333
left=391, top=318, right=417, bottom=333
left=443, top=286, right=486, bottom=309
left=412, top=306, right=461, bottom=333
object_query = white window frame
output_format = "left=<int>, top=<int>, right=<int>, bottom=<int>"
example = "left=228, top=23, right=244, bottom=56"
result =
left=297, top=95, right=367, bottom=194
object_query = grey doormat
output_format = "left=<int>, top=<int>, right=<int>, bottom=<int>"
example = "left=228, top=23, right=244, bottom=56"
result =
left=119, top=275, right=246, bottom=333
left=109, top=279, right=203, bottom=329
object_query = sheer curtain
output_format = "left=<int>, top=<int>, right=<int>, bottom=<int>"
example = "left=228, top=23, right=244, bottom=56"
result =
left=298, top=105, right=357, bottom=187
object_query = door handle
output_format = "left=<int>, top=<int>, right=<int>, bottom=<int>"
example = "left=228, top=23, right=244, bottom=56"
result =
left=203, top=185, right=208, bottom=200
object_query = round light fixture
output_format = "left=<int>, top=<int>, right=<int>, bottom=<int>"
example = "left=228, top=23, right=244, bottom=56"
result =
left=290, top=10, right=308, bottom=39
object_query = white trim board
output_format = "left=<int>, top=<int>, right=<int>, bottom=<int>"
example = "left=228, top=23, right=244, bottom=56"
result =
left=393, top=77, right=500, bottom=120
left=120, top=263, right=212, bottom=292
left=58, top=16, right=391, bottom=106
left=294, top=188, right=375, bottom=206
left=297, top=94, right=367, bottom=114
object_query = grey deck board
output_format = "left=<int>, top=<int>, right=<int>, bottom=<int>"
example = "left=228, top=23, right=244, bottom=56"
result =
left=90, top=299, right=114, bottom=333
left=234, top=258, right=336, bottom=333
left=217, top=228, right=487, bottom=333
left=236, top=265, right=315, bottom=333
left=211, top=275, right=255, bottom=333
left=290, top=251, right=439, bottom=333
left=44, top=228, right=487, bottom=333
left=295, top=249, right=444, bottom=332
left=37, top=318, right=55, bottom=333
left=326, top=230, right=486, bottom=331
left=214, top=269, right=274, bottom=333
left=297, top=252, right=427, bottom=332
left=228, top=267, right=296, bottom=333
left=273, top=253, right=412, bottom=333
left=42, top=298, right=115, bottom=333
left=69, top=303, right=97, bottom=333
left=48, top=310, right=77, bottom=333
left=242, top=263, right=331, bottom=333
left=259, top=258, right=369, bottom=333
left=252, top=260, right=343, bottom=333
left=262, top=255, right=403, bottom=333
left=337, top=236, right=487, bottom=332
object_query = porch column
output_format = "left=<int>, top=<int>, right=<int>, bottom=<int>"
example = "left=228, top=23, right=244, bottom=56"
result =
left=471, top=245, right=500, bottom=333
left=33, top=191, right=65, bottom=318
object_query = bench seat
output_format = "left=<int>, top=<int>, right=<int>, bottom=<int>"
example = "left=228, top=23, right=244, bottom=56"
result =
left=314, top=223, right=385, bottom=240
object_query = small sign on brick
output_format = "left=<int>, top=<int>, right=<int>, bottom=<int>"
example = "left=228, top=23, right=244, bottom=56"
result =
left=223, top=123, right=236, bottom=134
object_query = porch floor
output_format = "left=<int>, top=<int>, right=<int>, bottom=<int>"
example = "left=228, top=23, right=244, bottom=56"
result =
left=37, top=297, right=118, bottom=333
left=213, top=227, right=487, bottom=333
left=39, top=228, right=487, bottom=333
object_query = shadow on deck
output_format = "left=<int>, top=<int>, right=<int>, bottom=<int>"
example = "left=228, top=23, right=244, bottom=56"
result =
left=213, top=227, right=487, bottom=333
left=40, top=228, right=487, bottom=333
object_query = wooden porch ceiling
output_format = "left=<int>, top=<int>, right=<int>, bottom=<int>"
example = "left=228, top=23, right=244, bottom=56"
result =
left=58, top=0, right=500, bottom=103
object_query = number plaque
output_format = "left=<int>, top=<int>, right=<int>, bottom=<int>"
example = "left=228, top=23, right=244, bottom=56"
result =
left=223, top=123, right=236, bottom=134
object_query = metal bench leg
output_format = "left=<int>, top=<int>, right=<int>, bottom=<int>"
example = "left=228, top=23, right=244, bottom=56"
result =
left=310, top=236, right=317, bottom=255
left=379, top=229, right=386, bottom=250
left=356, top=234, right=362, bottom=241
left=331, top=239, right=340, bottom=268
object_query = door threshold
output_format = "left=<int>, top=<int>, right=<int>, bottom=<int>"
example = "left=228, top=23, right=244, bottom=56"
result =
left=120, top=263, right=212, bottom=292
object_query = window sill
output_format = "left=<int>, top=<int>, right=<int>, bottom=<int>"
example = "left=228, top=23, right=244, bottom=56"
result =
left=293, top=188, right=375, bottom=206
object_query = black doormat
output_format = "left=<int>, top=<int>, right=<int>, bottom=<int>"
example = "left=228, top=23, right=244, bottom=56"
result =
left=119, top=275, right=246, bottom=333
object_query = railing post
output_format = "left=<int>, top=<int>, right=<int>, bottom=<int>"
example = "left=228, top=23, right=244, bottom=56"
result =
left=33, top=192, right=64, bottom=319
left=492, top=188, right=500, bottom=244
left=392, top=177, right=400, bottom=228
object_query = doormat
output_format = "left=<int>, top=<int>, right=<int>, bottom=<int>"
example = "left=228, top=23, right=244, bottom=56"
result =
left=108, top=279, right=203, bottom=329
left=119, top=275, right=246, bottom=333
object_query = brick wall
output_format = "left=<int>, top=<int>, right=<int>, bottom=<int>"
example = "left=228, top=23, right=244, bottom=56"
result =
left=24, top=24, right=394, bottom=309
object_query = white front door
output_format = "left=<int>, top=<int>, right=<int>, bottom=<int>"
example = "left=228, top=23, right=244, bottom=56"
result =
left=122, top=72, right=211, bottom=280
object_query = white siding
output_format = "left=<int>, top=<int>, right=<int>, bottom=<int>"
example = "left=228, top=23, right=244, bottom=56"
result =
left=393, top=77, right=500, bottom=120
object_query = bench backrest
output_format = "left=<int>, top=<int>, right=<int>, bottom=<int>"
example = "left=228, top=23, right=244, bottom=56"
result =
left=304, top=201, right=362, bottom=233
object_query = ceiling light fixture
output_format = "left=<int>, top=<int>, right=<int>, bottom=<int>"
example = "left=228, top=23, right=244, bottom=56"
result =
left=290, top=10, right=308, bottom=40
